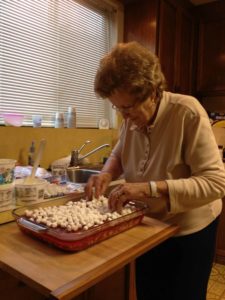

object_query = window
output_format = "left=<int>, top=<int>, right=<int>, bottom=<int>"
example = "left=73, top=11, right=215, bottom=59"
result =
left=0, top=0, right=119, bottom=128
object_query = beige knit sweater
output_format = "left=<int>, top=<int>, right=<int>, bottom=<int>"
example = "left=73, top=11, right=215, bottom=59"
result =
left=112, top=91, right=225, bottom=236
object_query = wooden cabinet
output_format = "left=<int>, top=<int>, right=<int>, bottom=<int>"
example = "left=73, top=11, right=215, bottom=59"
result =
left=157, top=0, right=195, bottom=93
left=124, top=0, right=195, bottom=94
left=124, top=0, right=158, bottom=53
left=196, top=1, right=225, bottom=97
left=0, top=268, right=127, bottom=300
left=157, top=0, right=177, bottom=92
left=0, top=270, right=45, bottom=300
left=86, top=268, right=128, bottom=300
left=175, top=8, right=195, bottom=94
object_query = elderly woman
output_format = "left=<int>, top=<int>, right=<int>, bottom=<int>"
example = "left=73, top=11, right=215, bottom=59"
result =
left=85, top=41, right=225, bottom=300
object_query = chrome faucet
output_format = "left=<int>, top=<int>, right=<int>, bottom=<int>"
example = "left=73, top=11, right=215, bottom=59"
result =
left=69, top=140, right=110, bottom=167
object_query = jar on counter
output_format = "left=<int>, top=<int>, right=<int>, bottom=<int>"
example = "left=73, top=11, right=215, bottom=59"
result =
left=218, top=145, right=223, bottom=160
left=28, top=141, right=35, bottom=166
left=55, top=112, right=64, bottom=128
left=67, top=106, right=76, bottom=128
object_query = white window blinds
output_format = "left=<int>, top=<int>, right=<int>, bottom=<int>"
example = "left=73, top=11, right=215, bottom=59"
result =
left=0, top=0, right=114, bottom=127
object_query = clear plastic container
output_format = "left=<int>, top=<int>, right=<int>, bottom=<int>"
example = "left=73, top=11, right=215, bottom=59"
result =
left=67, top=107, right=76, bottom=128
left=54, top=112, right=64, bottom=128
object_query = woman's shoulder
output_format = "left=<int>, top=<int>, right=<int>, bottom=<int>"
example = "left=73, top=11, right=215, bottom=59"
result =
left=164, top=91, right=208, bottom=118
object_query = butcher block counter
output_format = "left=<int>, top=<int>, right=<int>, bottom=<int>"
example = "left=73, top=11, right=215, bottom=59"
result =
left=0, top=216, right=178, bottom=300
left=0, top=207, right=179, bottom=300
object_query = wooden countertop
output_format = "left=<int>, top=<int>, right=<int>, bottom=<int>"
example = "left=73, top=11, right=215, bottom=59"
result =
left=0, top=216, right=179, bottom=300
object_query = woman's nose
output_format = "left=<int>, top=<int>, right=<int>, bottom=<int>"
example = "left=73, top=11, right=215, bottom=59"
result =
left=121, top=111, right=130, bottom=118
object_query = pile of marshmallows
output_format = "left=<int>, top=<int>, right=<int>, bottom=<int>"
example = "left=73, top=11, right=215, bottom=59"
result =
left=25, top=196, right=134, bottom=232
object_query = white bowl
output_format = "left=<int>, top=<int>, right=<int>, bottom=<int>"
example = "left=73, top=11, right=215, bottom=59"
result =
left=2, top=113, right=24, bottom=127
left=15, top=178, right=47, bottom=205
left=0, top=159, right=17, bottom=185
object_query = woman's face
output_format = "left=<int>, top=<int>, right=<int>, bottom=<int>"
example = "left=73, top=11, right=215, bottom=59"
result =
left=109, top=90, right=157, bottom=128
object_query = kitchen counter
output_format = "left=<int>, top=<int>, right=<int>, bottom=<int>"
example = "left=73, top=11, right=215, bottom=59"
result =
left=0, top=213, right=178, bottom=300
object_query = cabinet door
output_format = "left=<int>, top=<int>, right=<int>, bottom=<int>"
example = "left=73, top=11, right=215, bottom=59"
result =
left=86, top=268, right=127, bottom=300
left=177, top=9, right=194, bottom=94
left=124, top=0, right=158, bottom=53
left=196, top=1, right=225, bottom=96
left=0, top=270, right=46, bottom=300
left=158, top=0, right=194, bottom=94
left=123, top=0, right=195, bottom=94
left=197, top=19, right=225, bottom=95
left=157, top=0, right=178, bottom=92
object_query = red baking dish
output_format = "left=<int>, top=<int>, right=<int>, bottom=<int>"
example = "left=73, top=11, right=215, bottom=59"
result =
left=12, top=198, right=148, bottom=251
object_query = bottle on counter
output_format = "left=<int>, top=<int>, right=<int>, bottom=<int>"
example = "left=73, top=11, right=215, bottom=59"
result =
left=218, top=145, right=223, bottom=160
left=67, top=106, right=76, bottom=128
left=223, top=148, right=225, bottom=163
left=54, top=112, right=64, bottom=128
left=28, top=141, right=35, bottom=166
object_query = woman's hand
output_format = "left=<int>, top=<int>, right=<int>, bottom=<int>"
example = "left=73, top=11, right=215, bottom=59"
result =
left=85, top=172, right=112, bottom=200
left=108, top=182, right=149, bottom=213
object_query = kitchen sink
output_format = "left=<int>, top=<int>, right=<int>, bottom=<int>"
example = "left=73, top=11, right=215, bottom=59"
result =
left=66, top=168, right=100, bottom=183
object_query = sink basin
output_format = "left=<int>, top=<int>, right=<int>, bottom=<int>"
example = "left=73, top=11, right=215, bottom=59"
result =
left=66, top=168, right=100, bottom=183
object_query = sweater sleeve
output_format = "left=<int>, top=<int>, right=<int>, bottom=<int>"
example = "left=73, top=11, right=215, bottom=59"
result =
left=166, top=112, right=225, bottom=213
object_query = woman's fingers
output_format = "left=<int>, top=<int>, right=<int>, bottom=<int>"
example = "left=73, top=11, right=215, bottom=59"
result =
left=108, top=187, right=128, bottom=212
left=85, top=173, right=112, bottom=200
left=84, top=175, right=96, bottom=200
left=86, top=180, right=148, bottom=212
